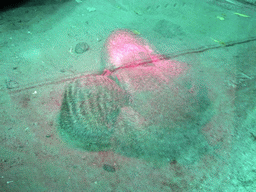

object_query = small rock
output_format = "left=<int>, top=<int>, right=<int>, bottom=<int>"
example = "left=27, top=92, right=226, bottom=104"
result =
left=75, top=42, right=89, bottom=54
left=103, top=164, right=116, bottom=172
left=87, top=7, right=96, bottom=12
left=6, top=80, right=19, bottom=89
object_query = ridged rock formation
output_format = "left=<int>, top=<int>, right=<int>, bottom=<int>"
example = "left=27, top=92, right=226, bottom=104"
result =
left=58, top=75, right=131, bottom=151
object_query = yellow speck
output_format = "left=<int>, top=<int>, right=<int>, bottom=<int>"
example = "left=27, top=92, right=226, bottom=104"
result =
left=217, top=16, right=225, bottom=20
left=132, top=30, right=140, bottom=35
left=234, top=13, right=250, bottom=17
left=211, top=38, right=226, bottom=46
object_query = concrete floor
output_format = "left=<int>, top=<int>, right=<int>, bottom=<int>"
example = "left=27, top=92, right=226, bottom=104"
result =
left=0, top=0, right=256, bottom=191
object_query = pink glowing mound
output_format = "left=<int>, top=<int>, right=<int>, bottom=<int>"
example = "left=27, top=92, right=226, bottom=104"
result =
left=102, top=29, right=157, bottom=70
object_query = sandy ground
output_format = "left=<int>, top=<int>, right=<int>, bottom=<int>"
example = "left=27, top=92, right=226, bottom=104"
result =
left=0, top=0, right=256, bottom=191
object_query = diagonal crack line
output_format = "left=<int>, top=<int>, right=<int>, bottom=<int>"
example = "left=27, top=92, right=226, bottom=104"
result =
left=4, top=37, right=256, bottom=94
left=166, top=36, right=256, bottom=59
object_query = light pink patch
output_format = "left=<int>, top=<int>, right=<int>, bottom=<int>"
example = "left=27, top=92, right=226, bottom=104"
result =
left=105, top=30, right=155, bottom=68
